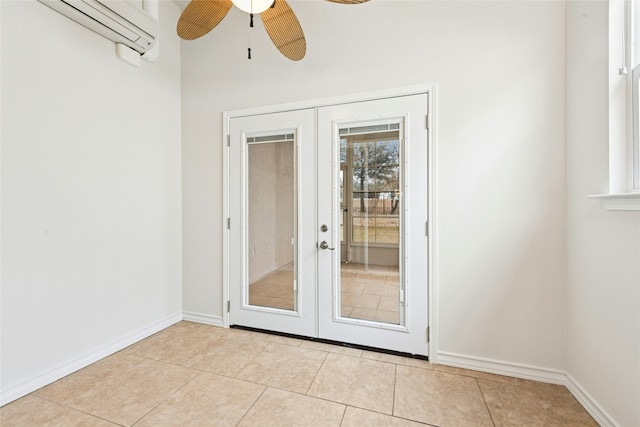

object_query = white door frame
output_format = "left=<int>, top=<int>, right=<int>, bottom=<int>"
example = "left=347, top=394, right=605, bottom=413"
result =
left=222, top=83, right=439, bottom=361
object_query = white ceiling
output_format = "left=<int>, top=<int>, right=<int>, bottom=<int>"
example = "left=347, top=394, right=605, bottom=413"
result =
left=172, top=0, right=189, bottom=11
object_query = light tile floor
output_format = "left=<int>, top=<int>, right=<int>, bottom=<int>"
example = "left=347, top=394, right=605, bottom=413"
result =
left=249, top=265, right=296, bottom=311
left=0, top=322, right=598, bottom=427
left=340, top=264, right=400, bottom=325
left=249, top=262, right=402, bottom=324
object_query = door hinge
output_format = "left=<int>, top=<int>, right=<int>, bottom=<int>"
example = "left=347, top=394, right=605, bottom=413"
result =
left=426, top=114, right=430, bottom=130
left=227, top=218, right=231, bottom=230
left=227, top=134, right=230, bottom=147
left=427, top=326, right=430, bottom=343
left=227, top=300, right=230, bottom=313
left=426, top=220, right=429, bottom=236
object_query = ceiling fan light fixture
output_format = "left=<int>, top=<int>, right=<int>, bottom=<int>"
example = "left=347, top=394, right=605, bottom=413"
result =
left=178, top=0, right=369, bottom=60
left=231, top=0, right=273, bottom=14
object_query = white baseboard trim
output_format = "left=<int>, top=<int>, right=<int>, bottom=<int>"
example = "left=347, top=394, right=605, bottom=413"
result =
left=565, top=373, right=618, bottom=427
left=437, top=351, right=621, bottom=426
left=182, top=311, right=225, bottom=327
left=0, top=312, right=182, bottom=407
left=437, top=351, right=566, bottom=384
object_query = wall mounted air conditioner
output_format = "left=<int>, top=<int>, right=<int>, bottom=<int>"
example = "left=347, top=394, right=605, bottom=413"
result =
left=37, top=0, right=158, bottom=62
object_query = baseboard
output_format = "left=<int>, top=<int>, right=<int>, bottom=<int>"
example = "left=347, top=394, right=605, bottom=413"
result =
left=182, top=311, right=225, bottom=327
left=565, top=373, right=618, bottom=427
left=0, top=312, right=182, bottom=407
left=437, top=351, right=622, bottom=426
left=437, top=351, right=566, bottom=384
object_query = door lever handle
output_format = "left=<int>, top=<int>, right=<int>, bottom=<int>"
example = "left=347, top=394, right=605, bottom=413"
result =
left=319, top=241, right=335, bottom=251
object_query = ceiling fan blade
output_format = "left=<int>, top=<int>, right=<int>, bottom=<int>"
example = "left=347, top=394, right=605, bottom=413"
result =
left=261, top=0, right=306, bottom=61
left=325, top=0, right=369, bottom=4
left=177, top=0, right=233, bottom=40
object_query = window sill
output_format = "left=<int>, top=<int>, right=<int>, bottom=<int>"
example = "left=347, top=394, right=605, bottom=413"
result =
left=587, top=192, right=640, bottom=211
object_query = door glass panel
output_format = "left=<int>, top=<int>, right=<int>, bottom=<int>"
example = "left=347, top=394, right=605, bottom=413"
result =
left=247, top=135, right=296, bottom=311
left=339, top=124, right=403, bottom=325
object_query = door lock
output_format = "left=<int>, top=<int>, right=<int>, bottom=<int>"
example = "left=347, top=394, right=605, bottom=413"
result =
left=319, top=241, right=335, bottom=251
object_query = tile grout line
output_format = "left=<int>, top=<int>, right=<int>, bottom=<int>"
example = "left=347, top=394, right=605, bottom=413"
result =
left=302, top=353, right=403, bottom=419
left=265, top=384, right=411, bottom=422
left=129, top=371, right=202, bottom=427
left=391, top=363, right=398, bottom=416
left=234, top=386, right=269, bottom=427
left=127, top=328, right=227, bottom=370
left=31, top=335, right=207, bottom=427
left=304, top=350, right=330, bottom=395
left=475, top=378, right=497, bottom=427
left=27, top=395, right=127, bottom=427
left=32, top=353, right=182, bottom=427
left=389, top=413, right=435, bottom=426
left=338, top=405, right=348, bottom=426
left=160, top=341, right=275, bottom=383
left=232, top=338, right=274, bottom=380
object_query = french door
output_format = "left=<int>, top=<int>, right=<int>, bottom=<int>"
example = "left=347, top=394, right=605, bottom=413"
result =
left=228, top=109, right=317, bottom=337
left=227, top=94, right=429, bottom=356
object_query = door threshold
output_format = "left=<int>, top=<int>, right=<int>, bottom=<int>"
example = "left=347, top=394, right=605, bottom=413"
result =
left=231, top=325, right=428, bottom=361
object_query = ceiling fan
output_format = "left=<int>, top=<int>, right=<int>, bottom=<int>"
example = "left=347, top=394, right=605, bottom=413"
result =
left=177, top=0, right=369, bottom=61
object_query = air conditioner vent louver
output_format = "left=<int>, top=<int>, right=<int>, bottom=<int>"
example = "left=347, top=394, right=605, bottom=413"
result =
left=37, top=0, right=158, bottom=55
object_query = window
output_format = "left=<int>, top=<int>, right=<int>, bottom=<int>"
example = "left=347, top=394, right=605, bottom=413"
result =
left=590, top=1, right=640, bottom=209
left=340, top=125, right=401, bottom=245
left=350, top=138, right=400, bottom=244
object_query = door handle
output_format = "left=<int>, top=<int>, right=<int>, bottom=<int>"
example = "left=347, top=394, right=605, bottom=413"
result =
left=319, top=241, right=335, bottom=251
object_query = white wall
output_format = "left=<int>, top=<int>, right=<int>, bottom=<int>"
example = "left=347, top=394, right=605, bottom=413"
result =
left=565, top=1, right=640, bottom=426
left=1, top=0, right=634, bottom=423
left=182, top=1, right=566, bottom=370
left=0, top=0, right=182, bottom=403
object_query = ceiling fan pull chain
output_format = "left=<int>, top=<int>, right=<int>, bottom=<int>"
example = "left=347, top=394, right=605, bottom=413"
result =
left=250, top=13, right=254, bottom=27
left=247, top=19, right=252, bottom=59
